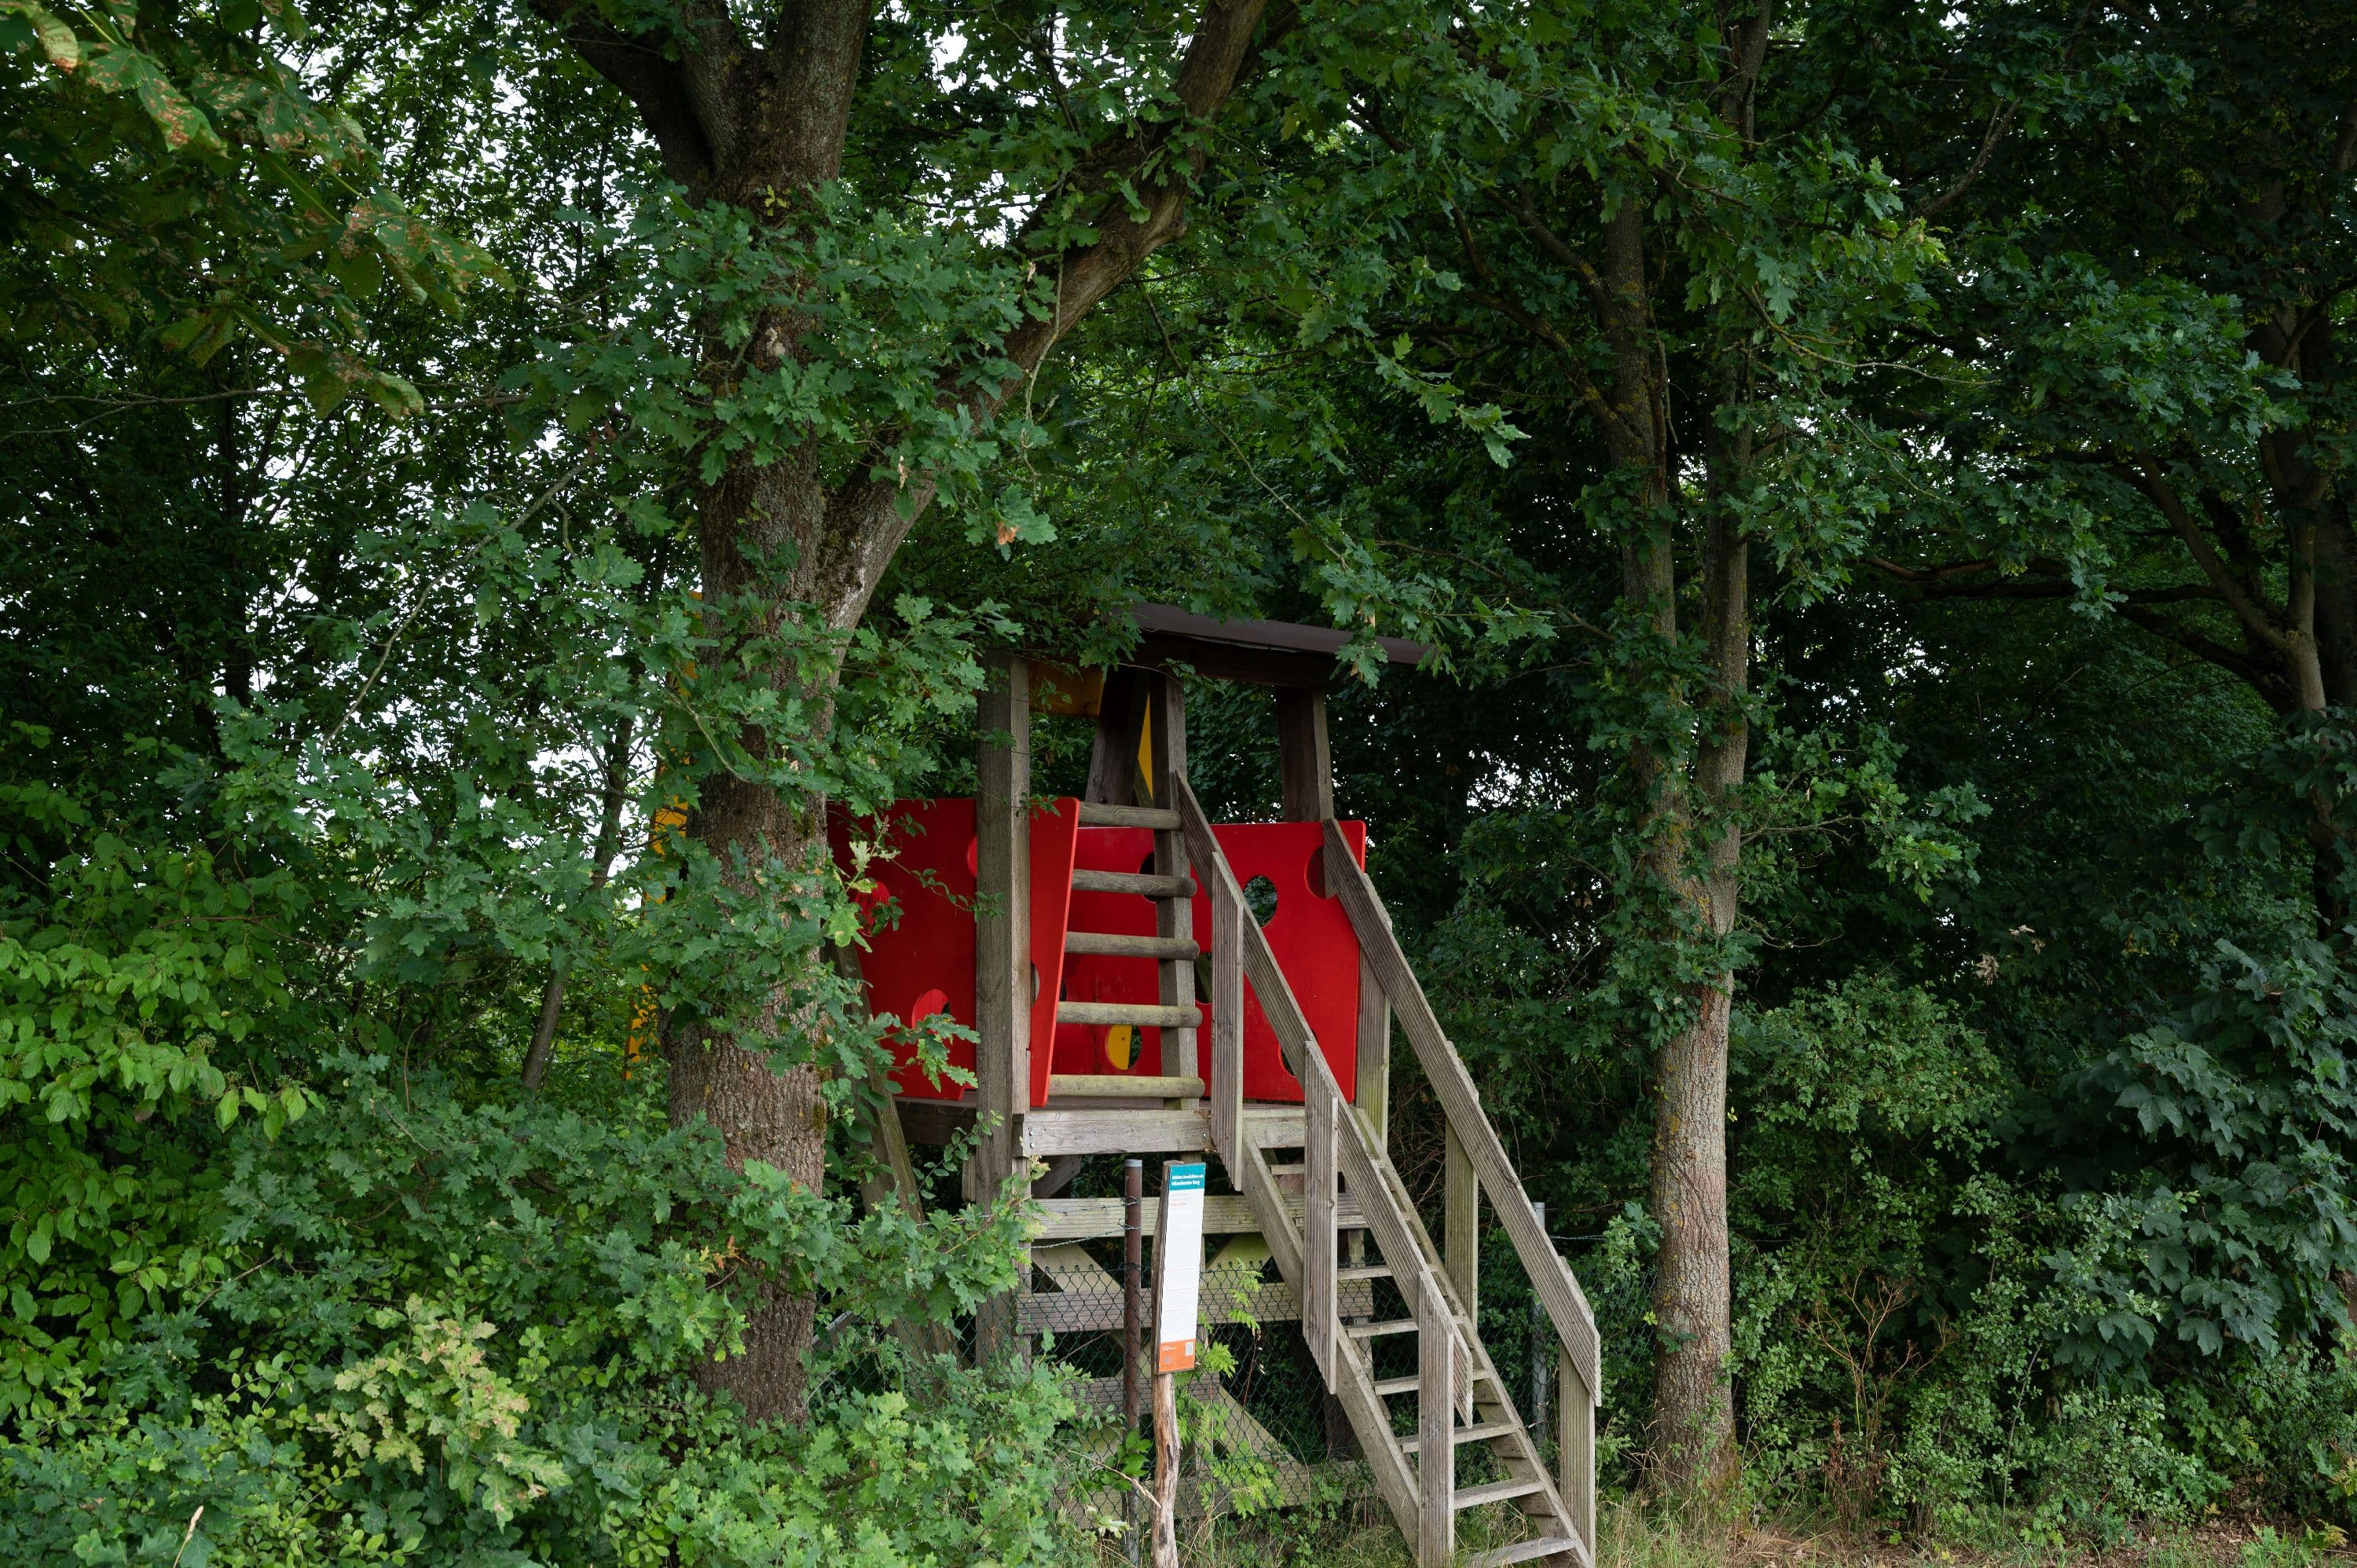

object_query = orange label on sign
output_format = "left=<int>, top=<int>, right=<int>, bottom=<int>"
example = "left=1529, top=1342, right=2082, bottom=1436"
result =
left=1158, top=1339, right=1195, bottom=1375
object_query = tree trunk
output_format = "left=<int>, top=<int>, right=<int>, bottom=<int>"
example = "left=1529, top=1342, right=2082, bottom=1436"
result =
left=530, top=0, right=1278, bottom=1424
left=1645, top=413, right=1752, bottom=1493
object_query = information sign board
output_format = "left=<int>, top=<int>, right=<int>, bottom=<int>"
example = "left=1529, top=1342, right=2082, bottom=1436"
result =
left=1153, top=1161, right=1207, bottom=1373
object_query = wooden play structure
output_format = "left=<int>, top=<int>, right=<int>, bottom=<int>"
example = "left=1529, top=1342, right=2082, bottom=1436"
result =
left=840, top=606, right=1604, bottom=1568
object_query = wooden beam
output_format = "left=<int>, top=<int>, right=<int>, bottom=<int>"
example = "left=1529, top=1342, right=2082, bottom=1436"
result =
left=1017, top=1105, right=1310, bottom=1157
left=1016, top=1275, right=1377, bottom=1334
left=1031, top=1190, right=1366, bottom=1242
left=1276, top=688, right=1333, bottom=821
left=1322, top=820, right=1601, bottom=1398
left=1049, top=1073, right=1204, bottom=1099
left=1126, top=603, right=1427, bottom=687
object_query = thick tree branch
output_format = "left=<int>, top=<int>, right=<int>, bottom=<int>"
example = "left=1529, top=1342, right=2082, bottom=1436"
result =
left=2133, top=454, right=2294, bottom=654
left=527, top=0, right=737, bottom=189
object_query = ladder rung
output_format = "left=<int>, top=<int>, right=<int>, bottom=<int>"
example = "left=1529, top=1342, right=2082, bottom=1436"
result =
left=1077, top=802, right=1182, bottom=829
left=1466, top=1538, right=1582, bottom=1567
left=1345, top=1319, right=1418, bottom=1339
left=1064, top=930, right=1200, bottom=959
left=1455, top=1477, right=1548, bottom=1511
left=1399, top=1420, right=1518, bottom=1454
left=1049, top=1074, right=1203, bottom=1100
left=1072, top=868, right=1195, bottom=898
left=1267, top=1162, right=1305, bottom=1178
left=1058, top=1001, right=1200, bottom=1029
left=1339, top=1263, right=1393, bottom=1282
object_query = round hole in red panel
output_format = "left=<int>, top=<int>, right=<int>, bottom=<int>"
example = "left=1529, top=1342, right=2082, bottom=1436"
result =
left=1305, top=844, right=1331, bottom=899
left=908, top=987, right=949, bottom=1023
left=1244, top=875, right=1279, bottom=928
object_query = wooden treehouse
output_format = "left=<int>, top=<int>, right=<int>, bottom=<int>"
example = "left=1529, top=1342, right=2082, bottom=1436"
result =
left=841, top=606, right=1604, bottom=1568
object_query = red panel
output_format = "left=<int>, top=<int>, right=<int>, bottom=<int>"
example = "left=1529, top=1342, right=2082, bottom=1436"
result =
left=837, top=797, right=1079, bottom=1102
left=1026, top=801, right=1079, bottom=1108
left=1053, top=820, right=1367, bottom=1105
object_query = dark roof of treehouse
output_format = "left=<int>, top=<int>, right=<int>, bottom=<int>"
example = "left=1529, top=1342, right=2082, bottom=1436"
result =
left=1121, top=603, right=1427, bottom=686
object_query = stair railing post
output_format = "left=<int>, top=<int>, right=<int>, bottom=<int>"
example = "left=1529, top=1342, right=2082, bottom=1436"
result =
left=1208, top=871, right=1243, bottom=1171
left=1530, top=1200, right=1551, bottom=1440
left=1560, top=1345, right=1596, bottom=1560
left=1443, top=1122, right=1478, bottom=1324
left=1417, top=1269, right=1454, bottom=1568
left=1304, top=1073, right=1337, bottom=1379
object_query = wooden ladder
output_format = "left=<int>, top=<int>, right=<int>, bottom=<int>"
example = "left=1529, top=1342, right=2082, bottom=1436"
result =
left=1045, top=800, right=1204, bottom=1110
left=1173, top=777, right=1601, bottom=1568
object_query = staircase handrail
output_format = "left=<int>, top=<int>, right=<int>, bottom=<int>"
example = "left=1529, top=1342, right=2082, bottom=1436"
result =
left=1321, top=819, right=1604, bottom=1402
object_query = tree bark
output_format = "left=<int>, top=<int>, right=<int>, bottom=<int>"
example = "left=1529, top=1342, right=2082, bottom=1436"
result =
left=529, top=0, right=1277, bottom=1424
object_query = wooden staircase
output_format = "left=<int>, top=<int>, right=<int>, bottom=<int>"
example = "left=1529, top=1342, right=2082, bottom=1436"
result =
left=1164, top=775, right=1603, bottom=1568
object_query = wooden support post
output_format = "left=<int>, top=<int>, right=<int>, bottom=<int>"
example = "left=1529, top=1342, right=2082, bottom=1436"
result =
left=1275, top=687, right=1333, bottom=822
left=1560, top=1350, right=1596, bottom=1559
left=1444, top=1122, right=1478, bottom=1323
left=1418, top=1270, right=1454, bottom=1568
left=1152, top=1368, right=1181, bottom=1568
left=1087, top=667, right=1151, bottom=806
left=976, top=649, right=1031, bottom=1359
left=1303, top=1075, right=1337, bottom=1379
left=1148, top=676, right=1197, bottom=1108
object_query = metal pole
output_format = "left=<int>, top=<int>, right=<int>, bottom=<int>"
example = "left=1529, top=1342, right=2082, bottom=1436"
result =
left=1124, top=1158, right=1143, bottom=1565
left=1530, top=1200, right=1550, bottom=1443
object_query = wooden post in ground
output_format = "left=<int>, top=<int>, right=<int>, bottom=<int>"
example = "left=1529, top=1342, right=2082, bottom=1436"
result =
left=1151, top=1368, right=1180, bottom=1568
left=975, top=648, right=1031, bottom=1360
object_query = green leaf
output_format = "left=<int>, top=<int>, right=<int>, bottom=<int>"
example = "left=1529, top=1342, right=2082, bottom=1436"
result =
left=1, top=0, right=79, bottom=69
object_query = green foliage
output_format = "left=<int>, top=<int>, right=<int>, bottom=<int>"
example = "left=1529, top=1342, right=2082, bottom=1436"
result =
left=0, top=1061, right=1076, bottom=1564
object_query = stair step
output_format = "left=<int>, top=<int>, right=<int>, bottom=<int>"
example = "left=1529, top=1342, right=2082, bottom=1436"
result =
left=1345, top=1318, right=1418, bottom=1339
left=1454, top=1477, right=1548, bottom=1511
left=1072, top=868, right=1195, bottom=898
left=1399, top=1420, right=1519, bottom=1454
left=1465, top=1537, right=1582, bottom=1567
left=1048, top=1074, right=1203, bottom=1100
left=1058, top=1001, right=1201, bottom=1029
left=1065, top=930, right=1200, bottom=959
left=1338, top=1263, right=1394, bottom=1282
left=1077, top=802, right=1182, bottom=829
left=1375, top=1368, right=1495, bottom=1397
